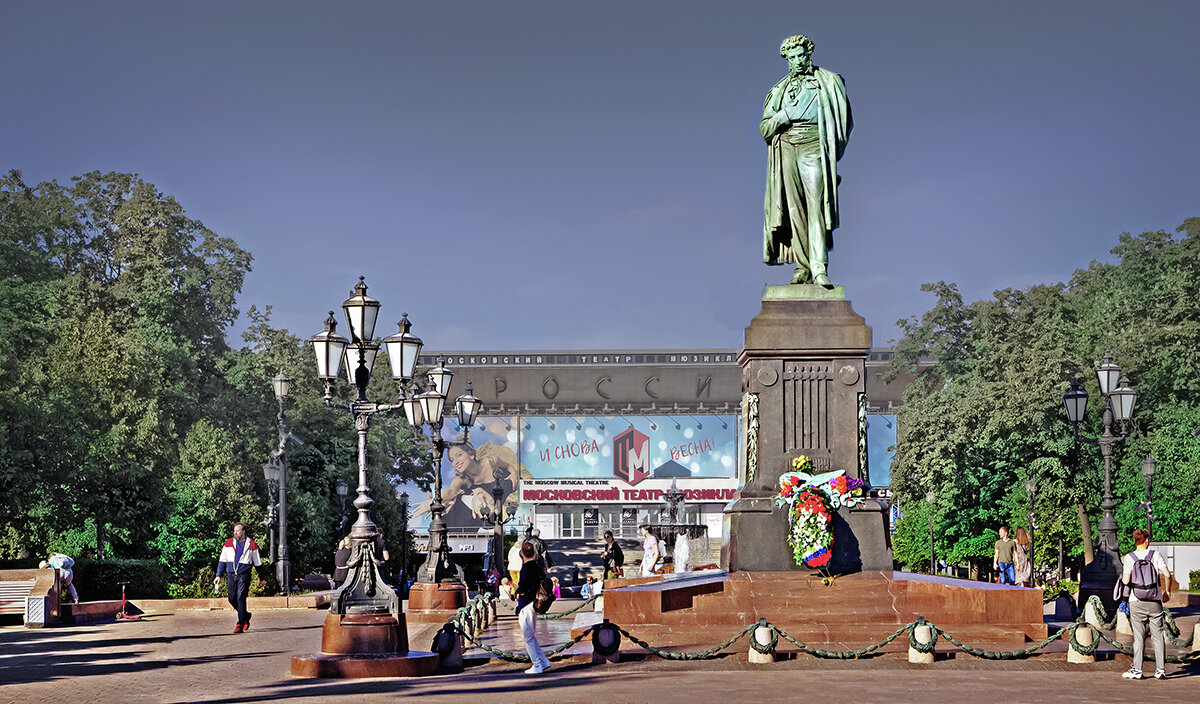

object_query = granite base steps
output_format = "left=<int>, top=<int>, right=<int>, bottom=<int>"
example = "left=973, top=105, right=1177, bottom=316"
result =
left=598, top=570, right=1047, bottom=651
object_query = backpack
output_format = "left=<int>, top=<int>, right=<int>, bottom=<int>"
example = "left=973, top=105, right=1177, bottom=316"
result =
left=533, top=575, right=555, bottom=614
left=1129, top=550, right=1161, bottom=601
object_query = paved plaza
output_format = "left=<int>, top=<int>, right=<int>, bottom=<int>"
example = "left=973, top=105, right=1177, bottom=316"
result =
left=1, top=602, right=1197, bottom=704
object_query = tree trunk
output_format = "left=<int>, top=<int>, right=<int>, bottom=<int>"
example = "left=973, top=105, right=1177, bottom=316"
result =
left=1076, top=502, right=1094, bottom=565
left=95, top=512, right=106, bottom=560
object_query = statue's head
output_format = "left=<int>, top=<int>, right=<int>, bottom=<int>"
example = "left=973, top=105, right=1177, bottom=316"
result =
left=780, top=34, right=815, bottom=76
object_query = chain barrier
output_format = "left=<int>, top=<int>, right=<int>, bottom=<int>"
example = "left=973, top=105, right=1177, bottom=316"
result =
left=1085, top=594, right=1197, bottom=653
left=1163, top=607, right=1194, bottom=648
left=772, top=622, right=910, bottom=659
left=939, top=624, right=1068, bottom=659
left=1089, top=622, right=1200, bottom=664
left=1075, top=595, right=1199, bottom=663
left=496, top=595, right=600, bottom=619
left=438, top=592, right=1197, bottom=666
left=454, top=619, right=596, bottom=662
left=612, top=622, right=755, bottom=660
left=1084, top=595, right=1119, bottom=630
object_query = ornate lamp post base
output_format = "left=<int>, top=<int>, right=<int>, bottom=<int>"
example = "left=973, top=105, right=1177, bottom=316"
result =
left=290, top=616, right=439, bottom=677
left=406, top=581, right=468, bottom=612
left=1078, top=546, right=1122, bottom=613
left=291, top=538, right=441, bottom=678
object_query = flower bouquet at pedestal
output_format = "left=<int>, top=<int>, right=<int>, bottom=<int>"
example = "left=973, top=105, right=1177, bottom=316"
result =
left=775, top=455, right=866, bottom=573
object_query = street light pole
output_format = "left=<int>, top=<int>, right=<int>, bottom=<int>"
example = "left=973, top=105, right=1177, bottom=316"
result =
left=262, top=465, right=279, bottom=564
left=272, top=372, right=294, bottom=596
left=404, top=359, right=474, bottom=587
left=1140, top=454, right=1156, bottom=535
left=335, top=478, right=350, bottom=536
left=926, top=491, right=935, bottom=575
left=399, top=491, right=409, bottom=596
left=1062, top=352, right=1139, bottom=608
left=308, top=277, right=425, bottom=620
left=1025, top=477, right=1036, bottom=585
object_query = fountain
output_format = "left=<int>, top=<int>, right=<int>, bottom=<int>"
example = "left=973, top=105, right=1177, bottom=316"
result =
left=649, top=479, right=710, bottom=573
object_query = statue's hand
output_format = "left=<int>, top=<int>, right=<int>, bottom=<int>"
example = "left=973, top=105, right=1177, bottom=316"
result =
left=768, top=110, right=790, bottom=134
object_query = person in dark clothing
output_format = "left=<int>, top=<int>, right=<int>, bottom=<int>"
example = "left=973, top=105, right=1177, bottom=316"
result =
left=332, top=536, right=351, bottom=588
left=527, top=527, right=552, bottom=571
left=602, top=530, right=624, bottom=580
left=516, top=542, right=551, bottom=675
left=214, top=522, right=261, bottom=633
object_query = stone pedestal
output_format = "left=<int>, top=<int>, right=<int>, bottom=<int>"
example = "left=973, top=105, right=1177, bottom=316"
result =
left=724, top=285, right=891, bottom=573
left=290, top=612, right=439, bottom=678
left=406, top=581, right=468, bottom=611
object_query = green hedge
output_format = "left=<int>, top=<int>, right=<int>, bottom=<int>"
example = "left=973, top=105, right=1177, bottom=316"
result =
left=71, top=559, right=169, bottom=600
left=1189, top=569, right=1199, bottom=592
left=0, top=558, right=41, bottom=570
left=1042, top=579, right=1079, bottom=599
left=0, top=558, right=168, bottom=600
left=167, top=565, right=275, bottom=599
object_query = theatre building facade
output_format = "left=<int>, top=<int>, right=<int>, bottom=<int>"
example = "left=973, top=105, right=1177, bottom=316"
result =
left=401, top=349, right=907, bottom=550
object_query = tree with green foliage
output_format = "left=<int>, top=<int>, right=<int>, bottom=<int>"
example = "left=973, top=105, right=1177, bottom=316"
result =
left=1, top=169, right=430, bottom=594
left=1, top=169, right=252, bottom=559
left=888, top=219, right=1200, bottom=577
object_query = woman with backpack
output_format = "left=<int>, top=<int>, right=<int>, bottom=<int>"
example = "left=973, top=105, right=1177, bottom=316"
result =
left=1120, top=527, right=1172, bottom=680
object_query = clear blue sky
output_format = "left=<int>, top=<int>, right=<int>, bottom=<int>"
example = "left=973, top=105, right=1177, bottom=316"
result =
left=4, top=1, right=1197, bottom=351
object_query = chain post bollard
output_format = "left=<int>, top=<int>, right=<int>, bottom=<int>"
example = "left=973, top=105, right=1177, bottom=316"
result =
left=1192, top=622, right=1200, bottom=649
left=907, top=617, right=935, bottom=664
left=1084, top=597, right=1105, bottom=629
left=432, top=622, right=465, bottom=674
left=1067, top=623, right=1097, bottom=664
left=748, top=619, right=778, bottom=664
left=473, top=599, right=485, bottom=638
left=1116, top=607, right=1133, bottom=636
left=592, top=620, right=622, bottom=664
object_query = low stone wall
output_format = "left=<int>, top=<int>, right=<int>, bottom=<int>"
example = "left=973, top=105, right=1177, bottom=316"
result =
left=134, top=590, right=333, bottom=613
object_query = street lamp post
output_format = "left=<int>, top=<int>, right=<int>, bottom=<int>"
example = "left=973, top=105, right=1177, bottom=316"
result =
left=402, top=359, right=481, bottom=594
left=291, top=277, right=443, bottom=678
left=399, top=491, right=409, bottom=596
left=262, top=463, right=280, bottom=564
left=926, top=491, right=935, bottom=575
left=453, top=383, right=500, bottom=576
left=1062, top=351, right=1139, bottom=608
left=308, top=277, right=425, bottom=620
left=272, top=372, right=294, bottom=596
left=1025, top=477, right=1036, bottom=585
left=1140, top=454, right=1156, bottom=535
left=335, top=478, right=350, bottom=536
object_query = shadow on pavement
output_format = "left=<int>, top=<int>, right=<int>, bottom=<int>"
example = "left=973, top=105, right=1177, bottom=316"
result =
left=0, top=648, right=283, bottom=687
left=182, top=662, right=606, bottom=704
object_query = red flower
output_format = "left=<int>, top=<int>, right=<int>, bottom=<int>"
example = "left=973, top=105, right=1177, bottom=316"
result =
left=789, top=476, right=800, bottom=486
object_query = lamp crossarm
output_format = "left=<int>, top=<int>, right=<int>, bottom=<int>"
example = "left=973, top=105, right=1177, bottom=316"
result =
left=324, top=399, right=354, bottom=413
left=324, top=397, right=406, bottom=415
left=1074, top=431, right=1126, bottom=448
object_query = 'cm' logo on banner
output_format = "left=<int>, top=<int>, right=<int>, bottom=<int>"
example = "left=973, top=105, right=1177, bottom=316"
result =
left=613, top=427, right=650, bottom=486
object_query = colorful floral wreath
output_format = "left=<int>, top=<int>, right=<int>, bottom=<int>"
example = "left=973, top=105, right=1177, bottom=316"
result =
left=775, top=455, right=865, bottom=568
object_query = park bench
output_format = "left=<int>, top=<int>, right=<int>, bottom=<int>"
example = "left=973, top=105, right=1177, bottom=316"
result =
left=0, top=568, right=61, bottom=627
